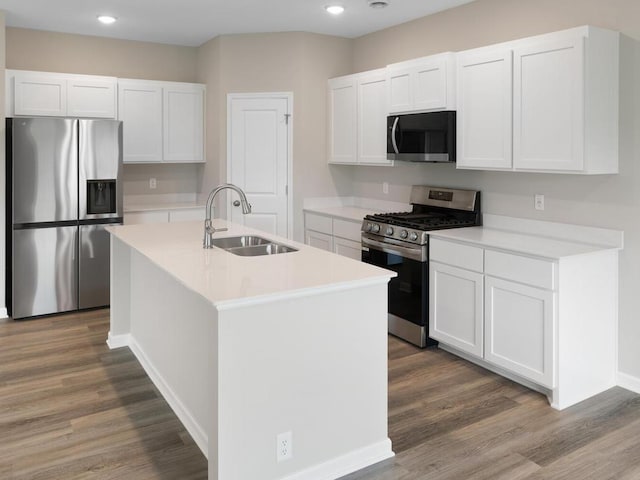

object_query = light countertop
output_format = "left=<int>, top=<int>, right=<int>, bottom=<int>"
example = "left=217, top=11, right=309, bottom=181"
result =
left=430, top=226, right=621, bottom=259
left=107, top=220, right=394, bottom=309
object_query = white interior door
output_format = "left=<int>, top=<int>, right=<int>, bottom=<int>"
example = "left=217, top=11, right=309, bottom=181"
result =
left=228, top=94, right=291, bottom=237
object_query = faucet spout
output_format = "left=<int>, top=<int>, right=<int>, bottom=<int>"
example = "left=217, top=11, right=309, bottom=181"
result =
left=203, top=184, right=252, bottom=248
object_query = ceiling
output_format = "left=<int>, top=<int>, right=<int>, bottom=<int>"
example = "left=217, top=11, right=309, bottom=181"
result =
left=0, top=0, right=476, bottom=47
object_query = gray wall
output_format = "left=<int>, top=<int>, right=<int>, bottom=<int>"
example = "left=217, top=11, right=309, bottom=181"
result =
left=196, top=32, right=354, bottom=240
left=349, top=0, right=640, bottom=381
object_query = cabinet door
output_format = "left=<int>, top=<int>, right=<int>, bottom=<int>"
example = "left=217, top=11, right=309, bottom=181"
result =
left=513, top=38, right=584, bottom=171
left=305, top=230, right=333, bottom=252
left=413, top=59, right=449, bottom=112
left=387, top=66, right=412, bottom=114
left=429, top=261, right=484, bottom=357
left=484, top=276, right=555, bottom=388
left=333, top=237, right=362, bottom=260
left=328, top=76, right=357, bottom=164
left=163, top=84, right=205, bottom=162
left=357, top=71, right=391, bottom=165
left=14, top=73, right=67, bottom=116
left=456, top=49, right=513, bottom=170
left=118, top=82, right=163, bottom=163
left=67, top=78, right=117, bottom=118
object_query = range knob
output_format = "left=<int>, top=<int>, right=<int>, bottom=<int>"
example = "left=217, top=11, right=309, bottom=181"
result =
left=366, top=223, right=373, bottom=232
left=372, top=224, right=381, bottom=233
left=400, top=229, right=408, bottom=239
left=409, top=232, right=419, bottom=242
left=385, top=226, right=394, bottom=236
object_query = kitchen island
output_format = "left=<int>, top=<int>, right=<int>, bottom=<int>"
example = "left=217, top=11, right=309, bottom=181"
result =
left=106, top=219, right=395, bottom=480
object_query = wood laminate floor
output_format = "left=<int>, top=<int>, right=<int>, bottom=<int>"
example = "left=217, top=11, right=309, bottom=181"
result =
left=1, top=310, right=639, bottom=479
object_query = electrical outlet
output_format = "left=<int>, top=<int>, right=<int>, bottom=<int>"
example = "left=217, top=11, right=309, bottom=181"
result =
left=534, top=194, right=544, bottom=211
left=149, top=178, right=157, bottom=189
left=382, top=182, right=389, bottom=195
left=277, top=431, right=293, bottom=462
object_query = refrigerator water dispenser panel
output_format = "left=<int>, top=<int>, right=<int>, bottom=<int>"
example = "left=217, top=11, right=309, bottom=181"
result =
left=87, top=180, right=117, bottom=215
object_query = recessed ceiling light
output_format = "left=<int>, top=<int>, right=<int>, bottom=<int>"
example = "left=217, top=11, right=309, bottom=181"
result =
left=97, top=15, right=117, bottom=25
left=368, top=0, right=389, bottom=8
left=325, top=5, right=345, bottom=15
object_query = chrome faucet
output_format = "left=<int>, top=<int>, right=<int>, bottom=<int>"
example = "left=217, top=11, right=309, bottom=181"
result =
left=203, top=183, right=252, bottom=248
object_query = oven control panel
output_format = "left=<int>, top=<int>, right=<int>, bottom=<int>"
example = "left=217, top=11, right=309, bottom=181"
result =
left=362, top=221, right=428, bottom=246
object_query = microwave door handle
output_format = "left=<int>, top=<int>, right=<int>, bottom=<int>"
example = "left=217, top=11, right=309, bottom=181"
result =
left=391, top=117, right=400, bottom=154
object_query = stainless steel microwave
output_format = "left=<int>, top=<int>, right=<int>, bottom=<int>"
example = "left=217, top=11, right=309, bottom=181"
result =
left=387, top=111, right=456, bottom=162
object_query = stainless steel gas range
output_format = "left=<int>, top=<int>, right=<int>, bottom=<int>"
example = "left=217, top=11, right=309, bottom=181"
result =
left=361, top=186, right=481, bottom=348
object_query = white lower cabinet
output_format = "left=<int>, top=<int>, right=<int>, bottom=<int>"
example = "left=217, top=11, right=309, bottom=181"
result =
left=304, top=211, right=363, bottom=260
left=430, top=238, right=556, bottom=389
left=305, top=230, right=333, bottom=252
left=430, top=262, right=483, bottom=357
left=484, top=276, right=555, bottom=388
left=333, top=237, right=362, bottom=260
left=429, top=235, right=618, bottom=410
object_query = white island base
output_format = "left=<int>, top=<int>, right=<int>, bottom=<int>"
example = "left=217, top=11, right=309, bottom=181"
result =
left=106, top=221, right=394, bottom=480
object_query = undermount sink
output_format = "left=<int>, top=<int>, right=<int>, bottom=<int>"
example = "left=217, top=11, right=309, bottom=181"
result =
left=210, top=235, right=270, bottom=249
left=211, top=235, right=298, bottom=256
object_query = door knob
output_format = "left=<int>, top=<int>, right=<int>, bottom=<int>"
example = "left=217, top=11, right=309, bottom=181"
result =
left=233, top=200, right=241, bottom=207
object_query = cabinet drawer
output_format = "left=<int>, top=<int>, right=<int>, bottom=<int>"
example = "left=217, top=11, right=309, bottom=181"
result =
left=333, top=218, right=361, bottom=241
left=485, top=250, right=555, bottom=290
left=333, top=237, right=362, bottom=260
left=305, top=213, right=332, bottom=234
left=430, top=238, right=483, bottom=272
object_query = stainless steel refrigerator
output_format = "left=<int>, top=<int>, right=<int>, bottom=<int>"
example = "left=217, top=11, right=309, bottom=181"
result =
left=6, top=117, right=123, bottom=319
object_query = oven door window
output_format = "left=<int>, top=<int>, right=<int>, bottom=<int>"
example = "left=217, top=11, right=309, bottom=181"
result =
left=363, top=247, right=427, bottom=326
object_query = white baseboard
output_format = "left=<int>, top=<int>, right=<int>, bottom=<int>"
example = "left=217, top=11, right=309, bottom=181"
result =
left=280, top=439, right=394, bottom=480
left=106, top=332, right=131, bottom=349
left=128, top=337, right=209, bottom=459
left=617, top=371, right=640, bottom=394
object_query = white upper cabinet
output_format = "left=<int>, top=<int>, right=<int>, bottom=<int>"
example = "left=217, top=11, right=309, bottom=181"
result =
left=9, top=70, right=117, bottom=118
left=328, top=69, right=391, bottom=166
left=163, top=84, right=205, bottom=163
left=386, top=53, right=456, bottom=114
left=13, top=72, right=67, bottom=117
left=118, top=81, right=163, bottom=163
left=357, top=69, right=390, bottom=165
left=513, top=37, right=584, bottom=172
left=456, top=50, right=513, bottom=169
left=118, top=79, right=205, bottom=164
left=456, top=26, right=619, bottom=174
left=67, top=78, right=117, bottom=118
left=328, top=75, right=358, bottom=164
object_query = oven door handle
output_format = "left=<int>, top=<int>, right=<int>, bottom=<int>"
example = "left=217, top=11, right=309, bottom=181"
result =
left=362, top=235, right=426, bottom=263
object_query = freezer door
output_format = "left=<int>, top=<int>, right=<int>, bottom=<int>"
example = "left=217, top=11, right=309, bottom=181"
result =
left=79, top=223, right=117, bottom=309
left=12, top=226, right=78, bottom=319
left=79, top=119, right=123, bottom=220
left=11, top=118, right=78, bottom=224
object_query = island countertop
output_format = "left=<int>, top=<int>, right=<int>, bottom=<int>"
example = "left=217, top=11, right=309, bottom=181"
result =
left=107, top=219, right=394, bottom=309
